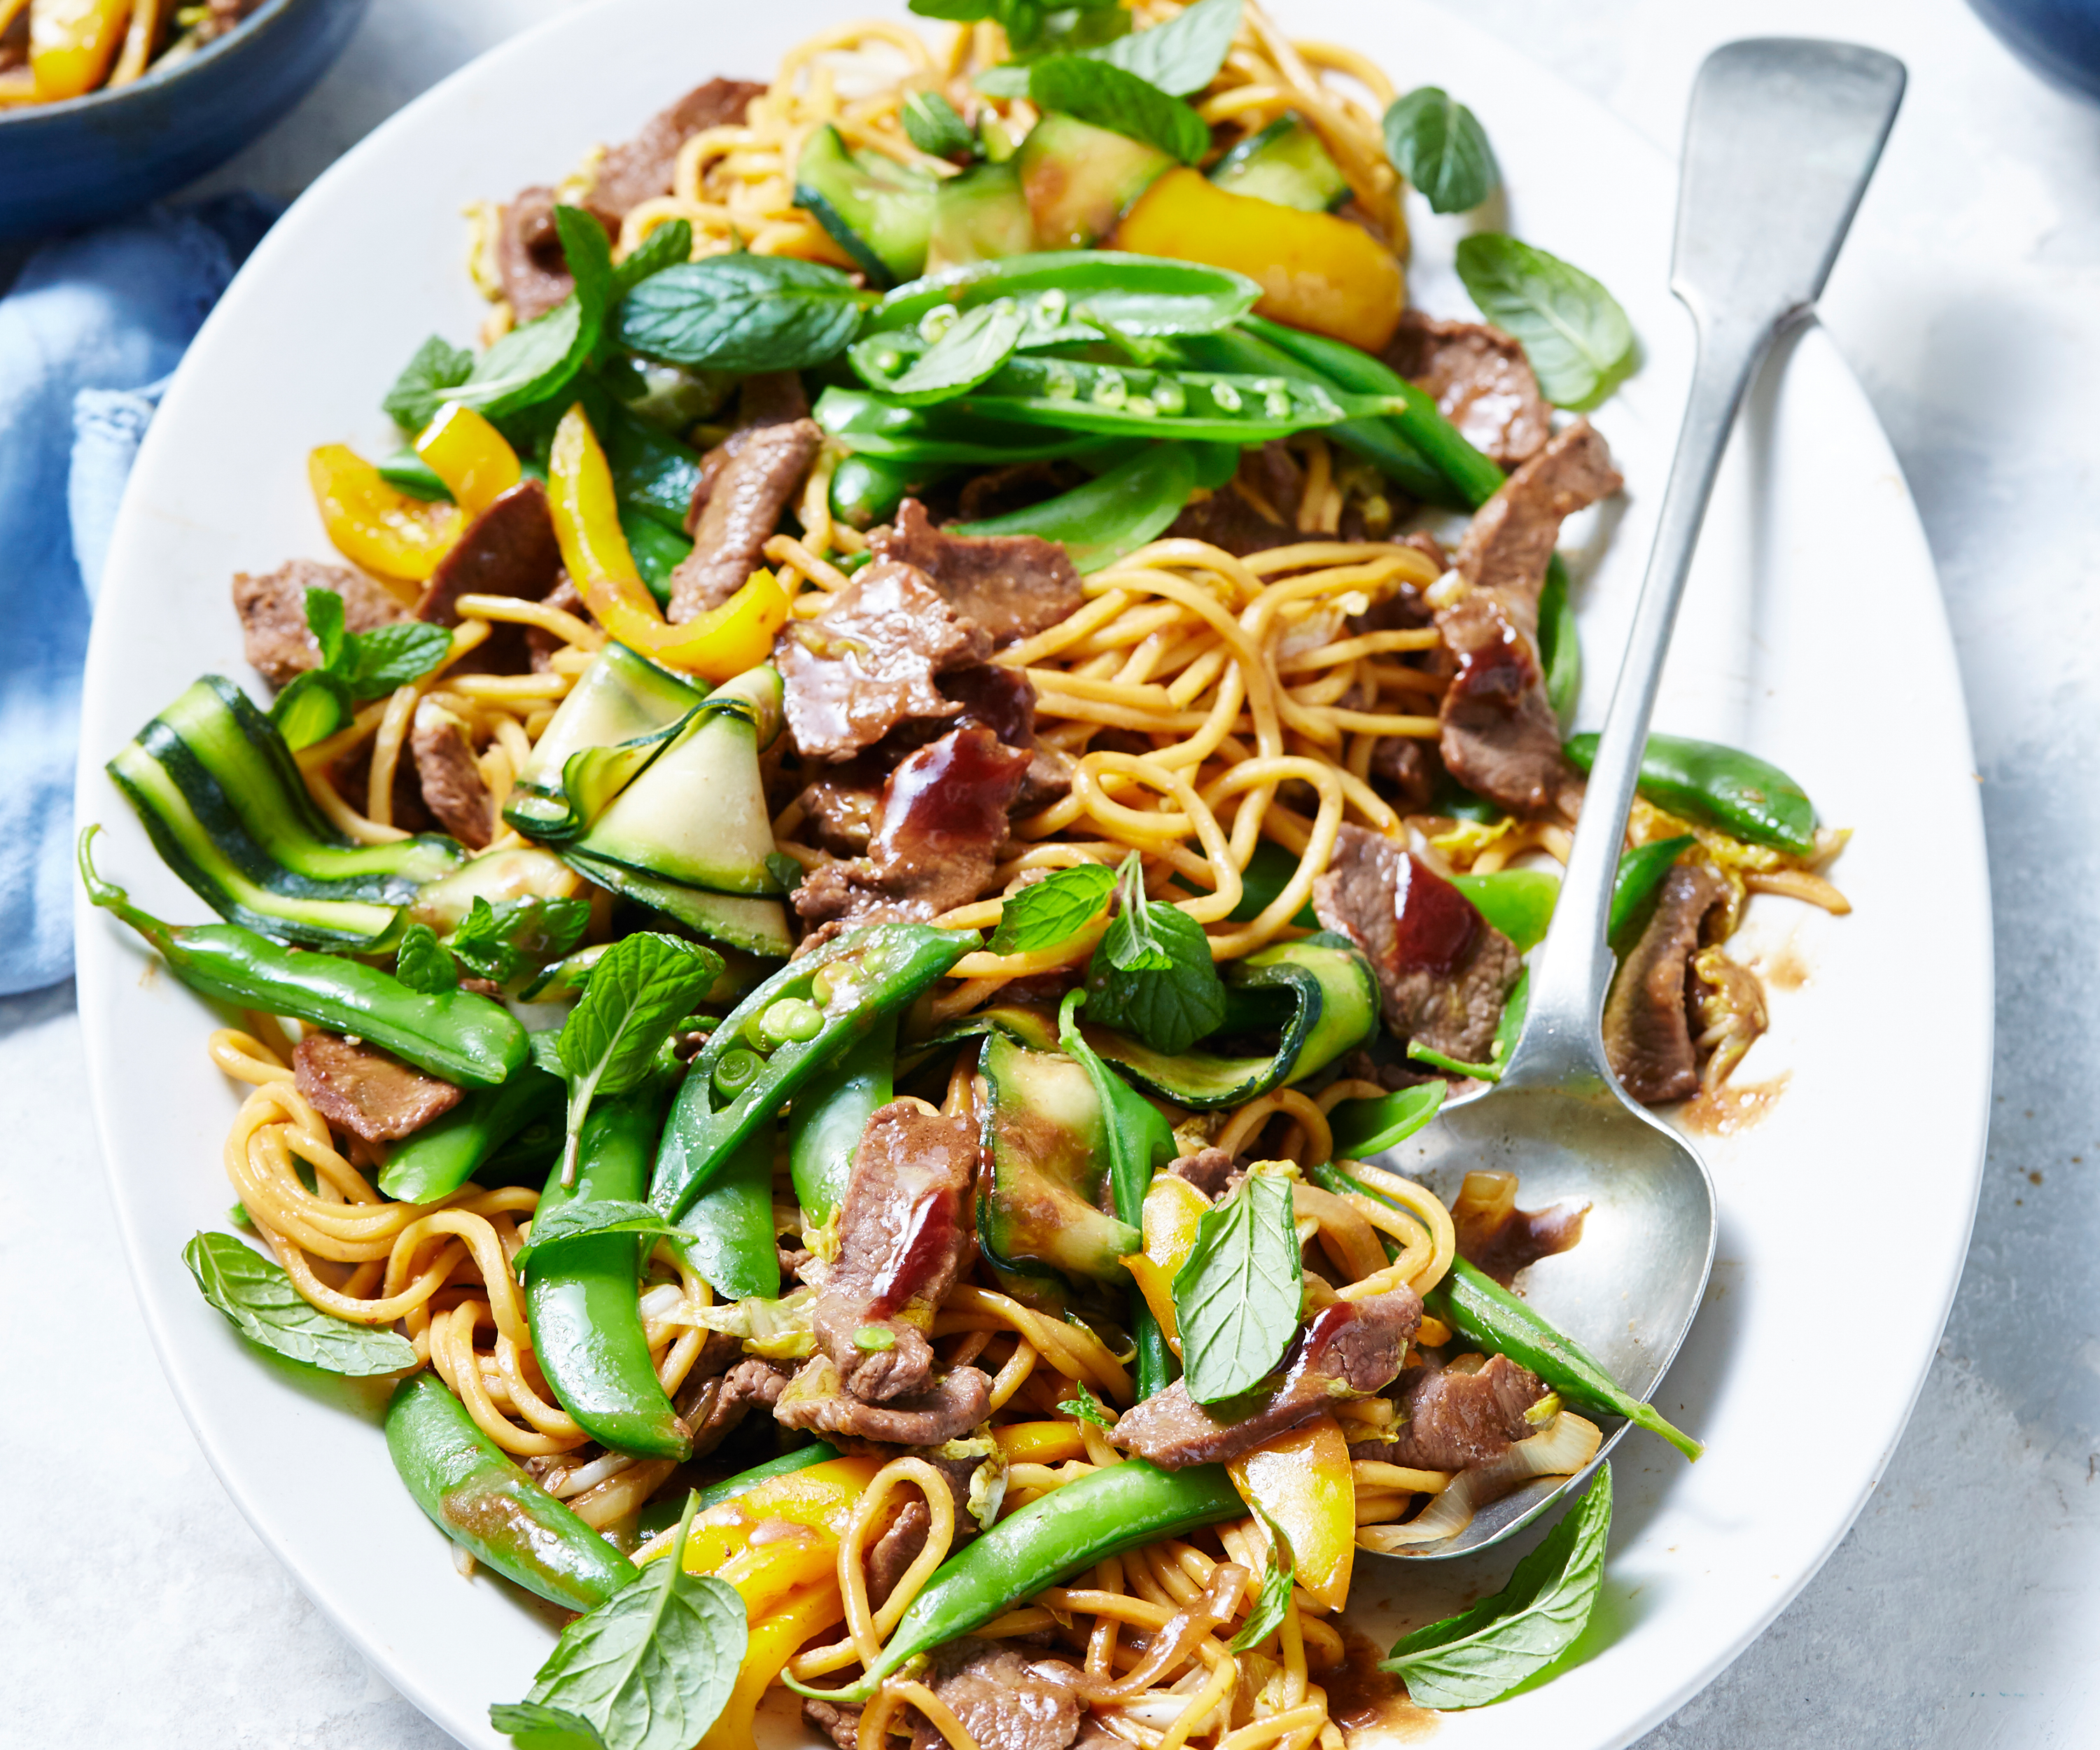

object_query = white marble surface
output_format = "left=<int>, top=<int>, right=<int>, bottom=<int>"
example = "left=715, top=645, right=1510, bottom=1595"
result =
left=6, top=0, right=2099, bottom=1742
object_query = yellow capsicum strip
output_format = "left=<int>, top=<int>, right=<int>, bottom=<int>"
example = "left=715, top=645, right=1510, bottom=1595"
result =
left=547, top=402, right=790, bottom=681
left=29, top=0, right=129, bottom=102
left=1227, top=1413, right=1356, bottom=1614
left=1113, top=168, right=1408, bottom=355
left=307, top=445, right=465, bottom=584
left=1123, top=1170, right=1212, bottom=1352
left=414, top=403, right=521, bottom=515
left=994, top=1421, right=1088, bottom=1465
left=701, top=1581, right=848, bottom=1750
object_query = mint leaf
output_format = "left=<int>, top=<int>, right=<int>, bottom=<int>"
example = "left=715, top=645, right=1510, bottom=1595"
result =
left=1172, top=1166, right=1301, bottom=1404
left=1453, top=234, right=1634, bottom=411
left=990, top=863, right=1116, bottom=955
left=184, top=1231, right=418, bottom=1376
left=503, top=1492, right=746, bottom=1750
left=1383, top=86, right=1500, bottom=214
left=1058, top=1381, right=1115, bottom=1427
left=1091, top=0, right=1240, bottom=95
left=1084, top=855, right=1226, bottom=1054
left=303, top=585, right=348, bottom=671
left=449, top=895, right=592, bottom=986
left=611, top=219, right=692, bottom=302
left=513, top=1199, right=694, bottom=1276
left=394, top=923, right=459, bottom=995
left=1228, top=1511, right=1296, bottom=1653
left=902, top=90, right=976, bottom=159
left=1382, top=1466, right=1612, bottom=1708
left=556, top=932, right=722, bottom=1184
left=448, top=205, right=614, bottom=419
left=616, top=255, right=866, bottom=374
left=383, top=333, right=474, bottom=433
left=268, top=668, right=350, bottom=751
left=1030, top=57, right=1212, bottom=164
left=344, top=621, right=454, bottom=699
left=489, top=1700, right=608, bottom=1749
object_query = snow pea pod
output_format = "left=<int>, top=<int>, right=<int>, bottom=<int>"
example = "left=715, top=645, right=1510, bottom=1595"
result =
left=867, top=251, right=1261, bottom=338
left=830, top=452, right=955, bottom=528
left=1565, top=732, right=1817, bottom=856
left=652, top=922, right=977, bottom=1222
left=78, top=827, right=528, bottom=1088
left=384, top=1371, right=640, bottom=1609
left=1609, top=834, right=1697, bottom=947
left=785, top=1458, right=1242, bottom=1702
left=815, top=386, right=1126, bottom=465
left=787, top=1013, right=895, bottom=1225
left=527, top=1072, right=690, bottom=1458
left=953, top=355, right=1402, bottom=444
left=952, top=443, right=1197, bottom=573
left=1423, top=1256, right=1703, bottom=1462
left=676, top=1122, right=782, bottom=1302
left=379, top=1048, right=564, bottom=1202
left=1450, top=869, right=1560, bottom=954
left=1238, top=316, right=1583, bottom=718
left=1172, top=326, right=1451, bottom=505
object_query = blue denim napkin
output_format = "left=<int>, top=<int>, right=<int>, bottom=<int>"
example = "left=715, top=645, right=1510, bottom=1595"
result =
left=0, top=194, right=277, bottom=995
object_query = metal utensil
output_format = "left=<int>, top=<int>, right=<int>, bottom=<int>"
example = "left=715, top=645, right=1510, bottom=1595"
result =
left=1376, top=38, right=1905, bottom=1560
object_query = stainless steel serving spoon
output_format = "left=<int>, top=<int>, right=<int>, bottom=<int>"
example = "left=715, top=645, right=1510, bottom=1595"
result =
left=1375, top=38, right=1905, bottom=1560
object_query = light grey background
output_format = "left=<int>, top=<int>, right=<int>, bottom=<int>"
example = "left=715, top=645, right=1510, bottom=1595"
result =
left=6, top=0, right=2096, bottom=1743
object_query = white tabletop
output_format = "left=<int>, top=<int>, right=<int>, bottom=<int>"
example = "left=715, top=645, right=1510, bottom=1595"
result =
left=6, top=0, right=2097, bottom=1743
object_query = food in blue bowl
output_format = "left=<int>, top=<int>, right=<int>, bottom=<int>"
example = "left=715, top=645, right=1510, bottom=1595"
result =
left=0, top=0, right=372, bottom=241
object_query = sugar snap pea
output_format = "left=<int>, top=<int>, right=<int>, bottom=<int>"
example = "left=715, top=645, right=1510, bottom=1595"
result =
left=786, top=1013, right=895, bottom=1225
left=949, top=355, right=1404, bottom=443
left=385, top=1371, right=640, bottom=1609
left=1609, top=834, right=1697, bottom=946
left=814, top=386, right=1127, bottom=465
left=379, top=1049, right=564, bottom=1202
left=785, top=1458, right=1242, bottom=1702
left=867, top=251, right=1261, bottom=339
left=952, top=443, right=1198, bottom=573
left=830, top=451, right=954, bottom=528
left=1565, top=732, right=1818, bottom=856
left=79, top=827, right=528, bottom=1088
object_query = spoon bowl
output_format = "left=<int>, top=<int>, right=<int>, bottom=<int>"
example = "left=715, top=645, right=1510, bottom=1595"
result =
left=1371, top=37, right=1906, bottom=1560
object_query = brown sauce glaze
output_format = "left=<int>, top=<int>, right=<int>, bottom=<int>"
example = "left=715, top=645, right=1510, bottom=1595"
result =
left=1324, top=1627, right=1440, bottom=1742
left=867, top=1186, right=962, bottom=1319
left=874, top=727, right=1031, bottom=871
left=1679, top=1072, right=1790, bottom=1137
left=1390, top=854, right=1482, bottom=978
left=1446, top=615, right=1533, bottom=706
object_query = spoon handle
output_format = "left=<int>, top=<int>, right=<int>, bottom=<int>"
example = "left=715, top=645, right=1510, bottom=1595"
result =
left=1506, top=38, right=1905, bottom=1092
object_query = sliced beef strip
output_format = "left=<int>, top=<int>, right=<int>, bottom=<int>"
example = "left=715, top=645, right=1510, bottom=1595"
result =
left=232, top=559, right=406, bottom=689
left=1312, top=824, right=1522, bottom=1063
left=905, top=1639, right=1086, bottom=1750
left=584, top=78, right=768, bottom=223
left=863, top=1451, right=988, bottom=1607
left=1603, top=862, right=1729, bottom=1105
left=1454, top=1169, right=1589, bottom=1287
left=1368, top=736, right=1439, bottom=813
left=1112, top=1291, right=1422, bottom=1469
left=293, top=1032, right=462, bottom=1142
left=1169, top=1147, right=1235, bottom=1199
left=1437, top=422, right=1622, bottom=818
left=1385, top=309, right=1551, bottom=468
left=778, top=560, right=993, bottom=761
left=798, top=764, right=885, bottom=856
left=685, top=1357, right=792, bottom=1458
left=774, top=1359, right=992, bottom=1446
left=811, top=1099, right=981, bottom=1400
left=495, top=186, right=592, bottom=323
left=868, top=498, right=1083, bottom=647
left=1168, top=485, right=1298, bottom=556
left=1368, top=1353, right=1550, bottom=1471
left=793, top=727, right=1030, bottom=930
left=685, top=373, right=814, bottom=528
left=410, top=699, right=496, bottom=849
left=952, top=459, right=1088, bottom=524
left=1015, top=746, right=1075, bottom=816
left=412, top=479, right=564, bottom=674
left=804, top=1699, right=863, bottom=1750
left=667, top=416, right=822, bottom=621
left=1242, top=440, right=1306, bottom=526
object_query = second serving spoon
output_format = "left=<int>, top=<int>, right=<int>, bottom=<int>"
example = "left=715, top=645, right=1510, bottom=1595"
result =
left=1378, top=36, right=1905, bottom=1560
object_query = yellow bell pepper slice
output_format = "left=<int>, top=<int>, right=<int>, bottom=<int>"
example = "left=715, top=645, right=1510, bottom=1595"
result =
left=308, top=445, right=465, bottom=583
left=1123, top=1170, right=1214, bottom=1350
left=1114, top=168, right=1407, bottom=355
left=414, top=402, right=521, bottom=516
left=701, top=1581, right=848, bottom=1750
left=29, top=0, right=129, bottom=102
left=1228, top=1413, right=1355, bottom=1614
left=547, top=402, right=791, bottom=681
left=676, top=1456, right=881, bottom=1574
left=995, top=1421, right=1088, bottom=1464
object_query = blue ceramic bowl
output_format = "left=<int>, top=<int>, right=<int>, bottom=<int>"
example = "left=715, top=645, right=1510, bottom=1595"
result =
left=1968, top=0, right=2100, bottom=102
left=0, top=0, right=373, bottom=241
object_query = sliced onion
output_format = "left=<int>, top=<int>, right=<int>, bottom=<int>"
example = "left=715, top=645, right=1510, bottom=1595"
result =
left=1355, top=1413, right=1602, bottom=1552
